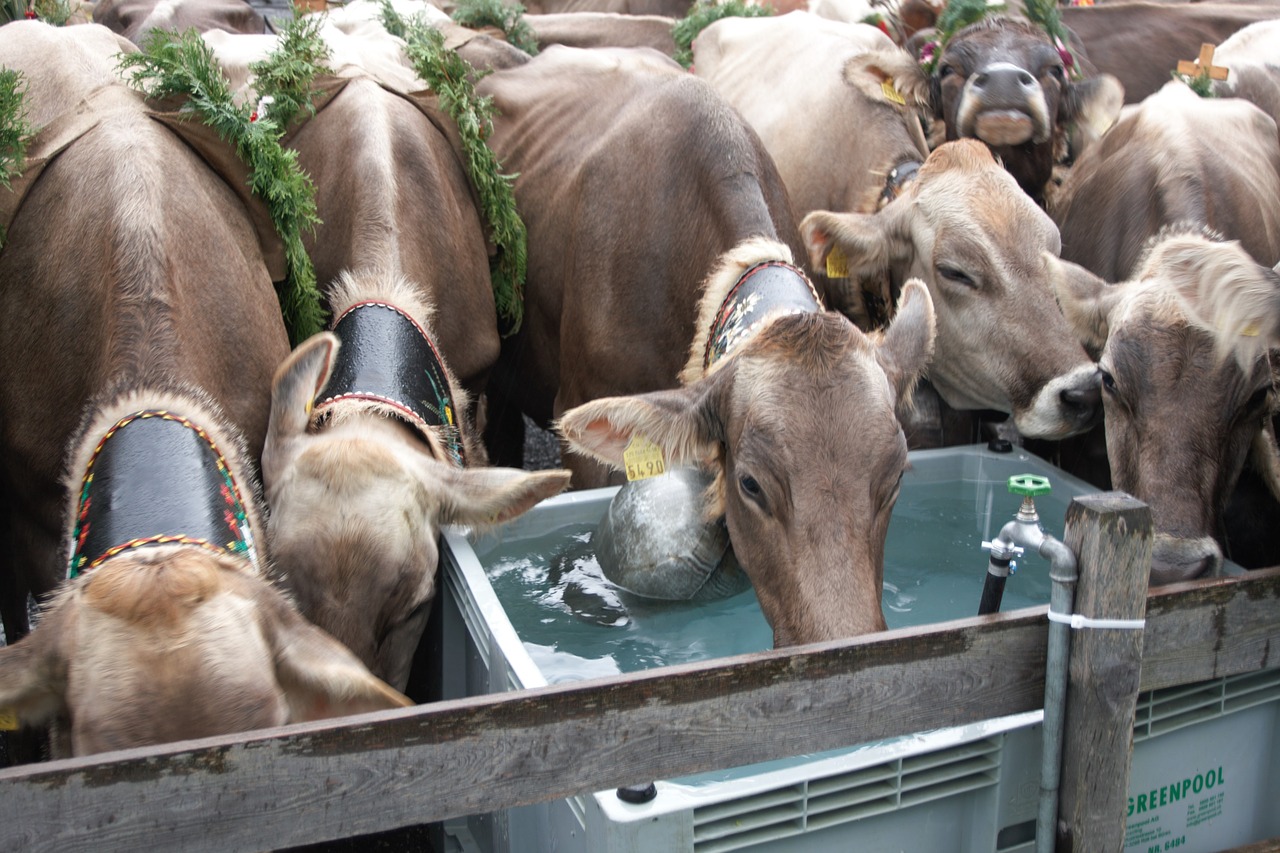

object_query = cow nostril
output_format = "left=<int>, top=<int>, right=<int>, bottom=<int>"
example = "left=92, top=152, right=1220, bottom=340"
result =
left=1061, top=383, right=1101, bottom=415
left=1018, top=70, right=1035, bottom=87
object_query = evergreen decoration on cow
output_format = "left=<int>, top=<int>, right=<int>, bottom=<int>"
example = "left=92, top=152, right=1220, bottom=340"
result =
left=0, top=68, right=31, bottom=247
left=672, top=0, right=773, bottom=70
left=247, top=11, right=332, bottom=131
left=451, top=0, right=539, bottom=56
left=380, top=0, right=528, bottom=333
left=118, top=28, right=328, bottom=346
left=1174, top=67, right=1217, bottom=98
left=1, top=0, right=75, bottom=24
left=918, top=0, right=998, bottom=74
left=1022, top=0, right=1082, bottom=79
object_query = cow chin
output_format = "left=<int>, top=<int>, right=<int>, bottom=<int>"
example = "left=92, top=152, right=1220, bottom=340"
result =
left=1150, top=534, right=1223, bottom=585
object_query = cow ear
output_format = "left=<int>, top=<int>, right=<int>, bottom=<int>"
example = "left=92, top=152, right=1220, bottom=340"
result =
left=1046, top=253, right=1120, bottom=354
left=800, top=208, right=912, bottom=279
left=845, top=48, right=932, bottom=109
left=266, top=593, right=412, bottom=722
left=875, top=279, right=936, bottom=400
left=263, top=332, right=339, bottom=489
left=0, top=613, right=70, bottom=729
left=557, top=374, right=729, bottom=473
left=1062, top=73, right=1124, bottom=152
left=435, top=466, right=572, bottom=529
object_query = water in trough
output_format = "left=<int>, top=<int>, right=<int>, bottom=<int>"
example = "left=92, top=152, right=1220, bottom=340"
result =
left=476, top=462, right=1078, bottom=685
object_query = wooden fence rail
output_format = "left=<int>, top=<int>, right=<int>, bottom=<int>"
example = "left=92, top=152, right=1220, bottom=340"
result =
left=0, top=502, right=1276, bottom=852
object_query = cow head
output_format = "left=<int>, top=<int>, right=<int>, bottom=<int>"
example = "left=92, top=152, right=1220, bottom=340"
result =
left=558, top=240, right=936, bottom=647
left=935, top=19, right=1123, bottom=202
left=801, top=139, right=1101, bottom=441
left=1051, top=232, right=1280, bottom=583
left=262, top=273, right=570, bottom=691
left=869, top=17, right=1123, bottom=203
left=0, top=389, right=410, bottom=758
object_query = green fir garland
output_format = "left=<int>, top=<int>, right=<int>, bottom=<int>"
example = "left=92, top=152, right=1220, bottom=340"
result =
left=0, top=68, right=32, bottom=247
left=1174, top=68, right=1217, bottom=98
left=1, top=0, right=75, bottom=24
left=119, top=28, right=327, bottom=346
left=672, top=0, right=774, bottom=70
left=381, top=0, right=528, bottom=333
left=919, top=0, right=998, bottom=75
left=1021, top=0, right=1081, bottom=79
left=450, top=0, right=540, bottom=57
left=248, top=11, right=333, bottom=131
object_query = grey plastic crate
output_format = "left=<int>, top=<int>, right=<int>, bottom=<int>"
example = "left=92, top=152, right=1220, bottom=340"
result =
left=436, top=445, right=1276, bottom=853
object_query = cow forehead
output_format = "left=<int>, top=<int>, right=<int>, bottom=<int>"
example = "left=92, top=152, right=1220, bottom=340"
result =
left=916, top=170, right=1059, bottom=252
left=946, top=20, right=1056, bottom=68
left=729, top=350, right=903, bottom=462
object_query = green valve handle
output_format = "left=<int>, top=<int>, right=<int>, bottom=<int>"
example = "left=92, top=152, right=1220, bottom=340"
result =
left=1008, top=474, right=1051, bottom=496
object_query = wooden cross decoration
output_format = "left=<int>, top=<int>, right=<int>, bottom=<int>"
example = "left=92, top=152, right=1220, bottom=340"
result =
left=1177, top=43, right=1230, bottom=81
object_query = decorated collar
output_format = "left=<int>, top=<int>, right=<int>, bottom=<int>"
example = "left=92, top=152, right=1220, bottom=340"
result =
left=703, top=261, right=824, bottom=370
left=68, top=411, right=258, bottom=579
left=313, top=300, right=465, bottom=466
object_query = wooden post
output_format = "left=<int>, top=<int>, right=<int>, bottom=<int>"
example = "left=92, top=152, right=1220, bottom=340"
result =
left=1056, top=493, right=1153, bottom=851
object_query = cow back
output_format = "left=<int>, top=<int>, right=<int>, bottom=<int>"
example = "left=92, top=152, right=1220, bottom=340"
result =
left=0, top=23, right=289, bottom=637
left=475, top=46, right=805, bottom=481
left=1052, top=81, right=1280, bottom=281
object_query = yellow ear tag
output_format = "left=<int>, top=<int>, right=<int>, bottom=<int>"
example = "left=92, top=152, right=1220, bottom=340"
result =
left=623, top=435, right=667, bottom=482
left=881, top=78, right=907, bottom=106
left=0, top=708, right=17, bottom=731
left=826, top=245, right=850, bottom=279
left=1241, top=323, right=1261, bottom=337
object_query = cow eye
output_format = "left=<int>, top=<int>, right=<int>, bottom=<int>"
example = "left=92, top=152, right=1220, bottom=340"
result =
left=937, top=264, right=977, bottom=288
left=1048, top=64, right=1066, bottom=80
left=1100, top=369, right=1118, bottom=395
left=1243, top=385, right=1272, bottom=416
left=938, top=64, right=956, bottom=80
left=739, top=474, right=764, bottom=503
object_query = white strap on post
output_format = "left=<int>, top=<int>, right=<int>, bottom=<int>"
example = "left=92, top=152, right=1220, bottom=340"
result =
left=1047, top=610, right=1145, bottom=630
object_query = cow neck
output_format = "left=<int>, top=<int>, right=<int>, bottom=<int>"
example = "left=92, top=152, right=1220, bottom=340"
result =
left=68, top=411, right=258, bottom=579
left=879, top=160, right=922, bottom=209
left=313, top=300, right=465, bottom=467
left=703, top=260, right=824, bottom=371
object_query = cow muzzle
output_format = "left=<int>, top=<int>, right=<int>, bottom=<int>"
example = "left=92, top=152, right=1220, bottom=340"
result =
left=958, top=62, right=1052, bottom=146
left=1014, top=364, right=1102, bottom=440
left=1150, top=534, right=1223, bottom=585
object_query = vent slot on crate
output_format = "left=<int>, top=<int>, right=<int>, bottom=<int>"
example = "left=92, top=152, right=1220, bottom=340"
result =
left=1134, top=668, right=1280, bottom=742
left=691, top=737, right=1002, bottom=852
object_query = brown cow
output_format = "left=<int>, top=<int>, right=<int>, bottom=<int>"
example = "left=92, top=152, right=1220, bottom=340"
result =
left=206, top=29, right=569, bottom=690
left=1047, top=82, right=1280, bottom=568
left=0, top=22, right=407, bottom=757
left=691, top=12, right=930, bottom=325
left=1060, top=2, right=1280, bottom=104
left=523, top=12, right=679, bottom=56
left=1051, top=232, right=1280, bottom=583
left=95, top=0, right=267, bottom=44
left=0, top=388, right=411, bottom=758
left=522, top=0, right=693, bottom=16
left=1051, top=80, right=1280, bottom=286
left=560, top=239, right=936, bottom=645
left=1212, top=19, right=1280, bottom=139
left=473, top=45, right=808, bottom=486
left=863, top=16, right=1123, bottom=204
left=799, top=140, right=1103, bottom=443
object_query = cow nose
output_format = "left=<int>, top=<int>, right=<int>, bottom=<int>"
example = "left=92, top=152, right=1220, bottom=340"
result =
left=1060, top=381, right=1102, bottom=427
left=972, top=65, right=1039, bottom=95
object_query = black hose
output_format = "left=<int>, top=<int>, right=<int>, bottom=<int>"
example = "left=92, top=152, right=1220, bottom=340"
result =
left=979, top=557, right=1012, bottom=615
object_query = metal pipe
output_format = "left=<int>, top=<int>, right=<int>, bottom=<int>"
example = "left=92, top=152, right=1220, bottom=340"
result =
left=988, top=514, right=1078, bottom=852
